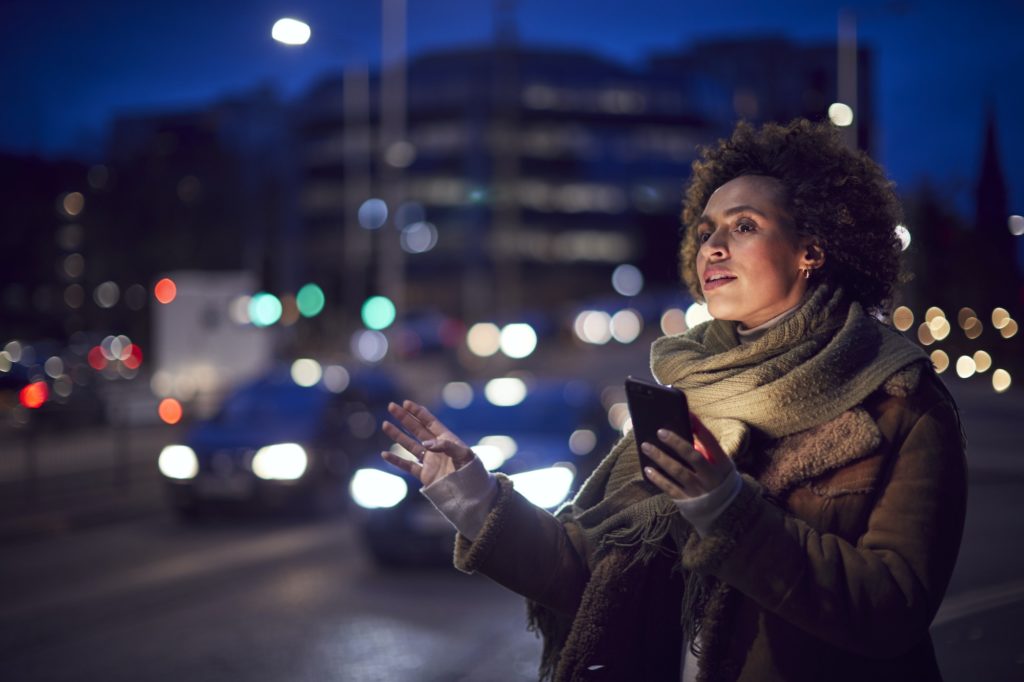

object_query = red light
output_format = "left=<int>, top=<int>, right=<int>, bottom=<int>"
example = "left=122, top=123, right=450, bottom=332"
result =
left=154, top=278, right=177, bottom=304
left=88, top=346, right=107, bottom=370
left=19, top=382, right=48, bottom=409
left=123, top=344, right=143, bottom=369
left=158, top=398, right=183, bottom=425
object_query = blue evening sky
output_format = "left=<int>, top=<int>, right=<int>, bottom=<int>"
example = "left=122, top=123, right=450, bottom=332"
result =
left=2, top=0, right=1021, bottom=217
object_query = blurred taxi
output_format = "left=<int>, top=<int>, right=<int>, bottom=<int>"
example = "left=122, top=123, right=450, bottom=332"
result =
left=350, top=377, right=617, bottom=566
left=158, top=365, right=396, bottom=518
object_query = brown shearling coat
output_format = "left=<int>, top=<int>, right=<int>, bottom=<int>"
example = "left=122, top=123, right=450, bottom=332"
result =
left=453, top=366, right=968, bottom=681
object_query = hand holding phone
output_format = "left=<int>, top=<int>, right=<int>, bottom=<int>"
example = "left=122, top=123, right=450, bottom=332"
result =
left=624, top=376, right=693, bottom=477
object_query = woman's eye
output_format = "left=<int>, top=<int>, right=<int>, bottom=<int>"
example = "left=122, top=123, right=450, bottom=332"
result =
left=736, top=222, right=756, bottom=233
left=698, top=231, right=711, bottom=243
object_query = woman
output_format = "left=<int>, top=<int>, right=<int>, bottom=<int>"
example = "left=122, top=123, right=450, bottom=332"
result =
left=380, top=119, right=967, bottom=682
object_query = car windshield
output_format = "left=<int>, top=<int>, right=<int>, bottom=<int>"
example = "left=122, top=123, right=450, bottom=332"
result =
left=214, top=383, right=327, bottom=425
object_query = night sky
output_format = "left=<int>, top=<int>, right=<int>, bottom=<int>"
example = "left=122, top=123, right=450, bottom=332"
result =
left=2, top=0, right=1022, bottom=218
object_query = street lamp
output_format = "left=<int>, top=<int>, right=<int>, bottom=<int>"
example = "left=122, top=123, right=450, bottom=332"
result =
left=271, top=18, right=311, bottom=46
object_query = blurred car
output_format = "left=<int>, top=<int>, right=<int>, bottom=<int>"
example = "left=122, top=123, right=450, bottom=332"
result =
left=158, top=365, right=396, bottom=519
left=351, top=377, right=619, bottom=566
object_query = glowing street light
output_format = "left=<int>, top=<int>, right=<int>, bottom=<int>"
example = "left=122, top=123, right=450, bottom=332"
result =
left=271, top=18, right=311, bottom=45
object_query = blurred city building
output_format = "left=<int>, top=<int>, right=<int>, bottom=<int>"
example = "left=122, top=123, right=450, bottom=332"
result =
left=293, top=36, right=871, bottom=330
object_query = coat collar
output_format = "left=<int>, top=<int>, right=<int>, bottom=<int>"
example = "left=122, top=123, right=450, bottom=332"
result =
left=757, top=407, right=882, bottom=497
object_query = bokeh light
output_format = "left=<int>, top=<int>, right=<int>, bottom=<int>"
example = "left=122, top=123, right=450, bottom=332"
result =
left=610, top=309, right=642, bottom=343
left=575, top=310, right=612, bottom=345
left=611, top=264, right=644, bottom=297
left=484, top=377, right=527, bottom=406
left=63, top=253, right=84, bottom=278
left=894, top=224, right=911, bottom=251
left=296, top=283, right=325, bottom=318
left=1000, top=319, right=1018, bottom=339
left=290, top=358, right=323, bottom=387
left=928, top=316, right=951, bottom=341
left=569, top=429, right=597, bottom=455
left=1009, top=215, right=1024, bottom=236
left=271, top=17, right=311, bottom=45
left=924, top=307, right=945, bottom=324
left=955, top=356, right=976, bottom=379
left=61, top=191, right=85, bottom=216
left=352, top=330, right=388, bottom=363
left=660, top=308, right=687, bottom=336
left=917, top=323, right=935, bottom=346
left=279, top=294, right=300, bottom=326
left=249, top=293, right=283, bottom=327
left=44, top=356, right=64, bottom=379
left=442, top=381, right=474, bottom=409
left=499, top=323, right=538, bottom=359
left=361, top=296, right=396, bottom=330
left=4, top=341, right=23, bottom=362
left=358, top=198, right=388, bottom=230
left=400, top=221, right=438, bottom=253
left=992, top=369, right=1012, bottom=393
left=892, top=306, right=914, bottom=332
left=19, top=382, right=48, bottom=409
left=957, top=307, right=977, bottom=328
left=963, top=317, right=983, bottom=340
left=158, top=398, right=183, bottom=425
left=828, top=102, right=854, bottom=127
left=973, top=350, right=992, bottom=373
left=467, top=323, right=501, bottom=357
left=685, top=302, right=714, bottom=328
left=64, top=284, right=84, bottom=309
left=930, top=349, right=949, bottom=374
left=94, top=281, right=120, bottom=308
left=154, top=278, right=177, bottom=304
left=229, top=295, right=252, bottom=324
left=992, top=307, right=1010, bottom=329
left=323, top=365, right=350, bottom=393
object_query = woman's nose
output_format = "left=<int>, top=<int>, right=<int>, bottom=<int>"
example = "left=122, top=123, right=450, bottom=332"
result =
left=700, top=228, right=728, bottom=257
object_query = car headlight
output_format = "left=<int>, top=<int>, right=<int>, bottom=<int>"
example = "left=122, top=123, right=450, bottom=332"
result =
left=350, top=468, right=408, bottom=509
left=159, top=445, right=199, bottom=480
left=509, top=466, right=574, bottom=509
left=252, top=443, right=308, bottom=481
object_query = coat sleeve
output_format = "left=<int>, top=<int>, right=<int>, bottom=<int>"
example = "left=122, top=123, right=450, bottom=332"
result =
left=452, top=474, right=591, bottom=616
left=681, top=397, right=968, bottom=658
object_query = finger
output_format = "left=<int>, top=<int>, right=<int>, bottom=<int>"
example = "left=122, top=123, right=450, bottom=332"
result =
left=643, top=465, right=688, bottom=500
left=381, top=420, right=428, bottom=461
left=655, top=428, right=707, bottom=474
left=388, top=402, right=436, bottom=443
left=641, top=442, right=706, bottom=494
left=422, top=437, right=475, bottom=468
left=381, top=450, right=423, bottom=478
left=404, top=400, right=457, bottom=441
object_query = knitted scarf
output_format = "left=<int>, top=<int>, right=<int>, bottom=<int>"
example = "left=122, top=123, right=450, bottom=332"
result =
left=528, top=283, right=929, bottom=680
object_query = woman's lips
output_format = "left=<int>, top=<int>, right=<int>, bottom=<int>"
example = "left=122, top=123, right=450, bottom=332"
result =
left=703, top=276, right=736, bottom=291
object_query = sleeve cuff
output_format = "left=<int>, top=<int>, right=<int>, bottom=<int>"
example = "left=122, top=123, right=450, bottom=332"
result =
left=673, top=469, right=743, bottom=537
left=681, top=474, right=764, bottom=575
left=420, top=455, right=499, bottom=541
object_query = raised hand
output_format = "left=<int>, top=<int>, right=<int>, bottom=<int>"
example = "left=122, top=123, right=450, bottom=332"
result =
left=380, top=399, right=475, bottom=486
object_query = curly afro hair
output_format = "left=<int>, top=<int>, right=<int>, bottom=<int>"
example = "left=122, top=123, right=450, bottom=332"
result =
left=679, top=119, right=904, bottom=313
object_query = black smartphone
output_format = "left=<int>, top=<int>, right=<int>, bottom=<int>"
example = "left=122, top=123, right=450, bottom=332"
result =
left=624, top=376, right=694, bottom=476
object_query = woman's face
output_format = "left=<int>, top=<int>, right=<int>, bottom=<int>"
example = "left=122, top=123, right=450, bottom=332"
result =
left=696, top=175, right=813, bottom=329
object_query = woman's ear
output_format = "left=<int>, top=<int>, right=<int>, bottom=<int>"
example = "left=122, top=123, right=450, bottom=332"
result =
left=800, top=240, right=826, bottom=270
